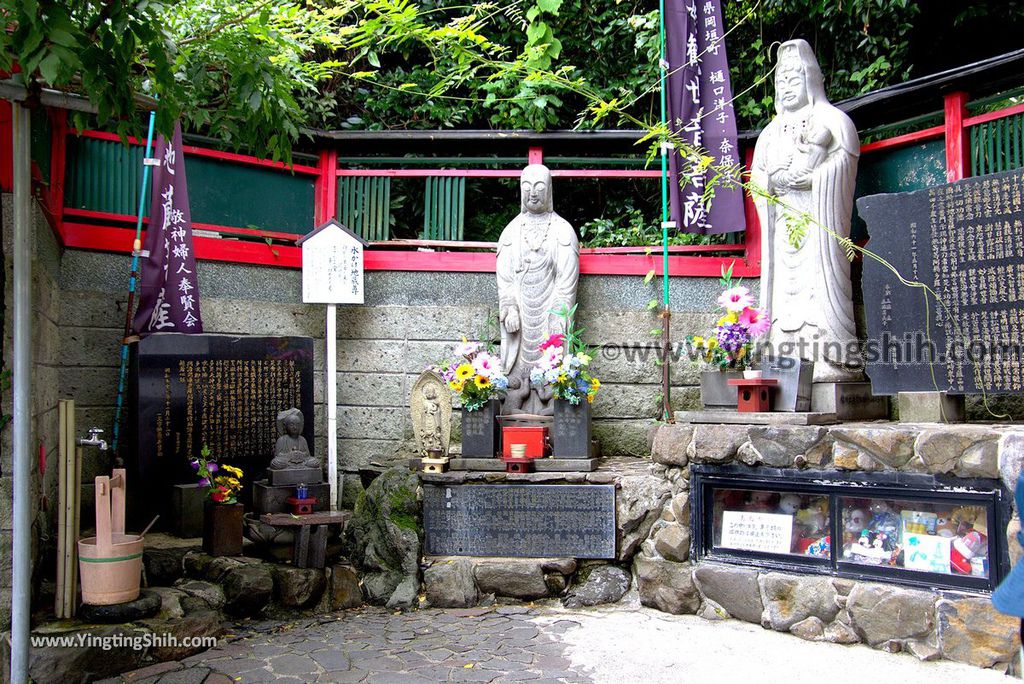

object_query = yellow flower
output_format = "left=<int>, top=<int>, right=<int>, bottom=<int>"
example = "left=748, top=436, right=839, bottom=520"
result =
left=587, top=393, right=595, bottom=403
left=716, top=310, right=739, bottom=327
left=578, top=353, right=591, bottom=365
left=736, top=347, right=747, bottom=359
left=691, top=336, right=704, bottom=346
left=222, top=465, right=243, bottom=477
left=707, top=337, right=718, bottom=349
left=474, top=375, right=491, bottom=388
left=455, top=364, right=474, bottom=380
left=450, top=380, right=465, bottom=393
left=558, top=373, right=567, bottom=383
left=590, top=378, right=601, bottom=391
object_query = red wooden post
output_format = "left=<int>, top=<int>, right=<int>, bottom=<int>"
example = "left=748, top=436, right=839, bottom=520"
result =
left=528, top=146, right=544, bottom=165
left=944, top=91, right=970, bottom=182
left=314, top=149, right=338, bottom=224
left=47, top=108, right=68, bottom=238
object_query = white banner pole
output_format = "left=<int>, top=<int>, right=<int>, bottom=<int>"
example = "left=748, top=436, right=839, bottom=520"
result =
left=327, top=304, right=339, bottom=511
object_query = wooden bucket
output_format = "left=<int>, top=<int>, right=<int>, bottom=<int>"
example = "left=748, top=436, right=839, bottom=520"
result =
left=78, top=469, right=143, bottom=605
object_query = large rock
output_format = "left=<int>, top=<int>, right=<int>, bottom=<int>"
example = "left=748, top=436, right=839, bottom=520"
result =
left=790, top=616, right=826, bottom=641
left=617, top=474, right=672, bottom=561
left=222, top=564, right=274, bottom=616
left=273, top=566, right=327, bottom=608
left=143, top=611, right=224, bottom=661
left=346, top=466, right=422, bottom=607
left=78, top=589, right=161, bottom=623
left=474, top=559, right=549, bottom=600
left=173, top=579, right=226, bottom=610
left=998, top=431, right=1024, bottom=494
left=329, top=563, right=364, bottom=610
left=687, top=424, right=748, bottom=464
left=913, top=427, right=999, bottom=475
left=692, top=564, right=763, bottom=624
left=758, top=573, right=838, bottom=631
left=936, top=597, right=1020, bottom=668
left=28, top=626, right=150, bottom=684
left=651, top=424, right=693, bottom=467
left=563, top=565, right=631, bottom=608
left=745, top=426, right=826, bottom=468
left=847, top=584, right=935, bottom=646
left=143, top=546, right=191, bottom=586
left=425, top=558, right=479, bottom=608
left=830, top=426, right=916, bottom=469
left=634, top=556, right=699, bottom=615
left=652, top=523, right=690, bottom=563
left=148, top=586, right=188, bottom=620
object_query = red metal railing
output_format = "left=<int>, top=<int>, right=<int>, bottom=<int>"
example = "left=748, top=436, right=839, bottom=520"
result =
left=12, top=91, right=1024, bottom=277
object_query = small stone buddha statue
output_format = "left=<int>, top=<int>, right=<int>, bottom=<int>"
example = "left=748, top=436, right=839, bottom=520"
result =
left=270, top=407, right=319, bottom=470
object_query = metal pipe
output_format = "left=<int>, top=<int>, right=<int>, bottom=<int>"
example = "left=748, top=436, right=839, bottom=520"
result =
left=10, top=101, right=33, bottom=684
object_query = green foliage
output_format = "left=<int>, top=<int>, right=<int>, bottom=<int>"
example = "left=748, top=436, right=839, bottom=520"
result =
left=724, top=0, right=920, bottom=128
left=579, top=202, right=723, bottom=248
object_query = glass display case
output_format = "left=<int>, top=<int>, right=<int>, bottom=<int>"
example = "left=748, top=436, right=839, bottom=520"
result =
left=692, top=465, right=1009, bottom=591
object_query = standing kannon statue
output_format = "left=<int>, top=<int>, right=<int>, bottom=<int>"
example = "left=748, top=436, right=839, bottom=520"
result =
left=497, top=164, right=580, bottom=415
left=752, top=39, right=862, bottom=382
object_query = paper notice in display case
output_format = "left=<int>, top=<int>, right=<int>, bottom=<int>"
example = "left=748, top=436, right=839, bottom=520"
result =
left=903, top=533, right=952, bottom=574
left=720, top=511, right=794, bottom=554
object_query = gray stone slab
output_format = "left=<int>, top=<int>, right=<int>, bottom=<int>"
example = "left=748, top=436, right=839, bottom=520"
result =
left=674, top=410, right=839, bottom=425
left=898, top=391, right=966, bottom=423
left=448, top=458, right=599, bottom=472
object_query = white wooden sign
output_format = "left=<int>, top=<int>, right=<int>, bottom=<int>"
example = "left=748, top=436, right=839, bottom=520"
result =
left=298, top=219, right=367, bottom=304
left=719, top=511, right=794, bottom=554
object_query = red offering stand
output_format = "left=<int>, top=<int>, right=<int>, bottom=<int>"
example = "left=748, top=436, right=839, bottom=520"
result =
left=727, top=378, right=779, bottom=413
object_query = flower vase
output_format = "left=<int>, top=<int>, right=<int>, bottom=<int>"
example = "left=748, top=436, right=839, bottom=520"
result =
left=699, top=370, right=744, bottom=409
left=553, top=399, right=592, bottom=458
left=461, top=399, right=499, bottom=458
left=202, top=502, right=244, bottom=556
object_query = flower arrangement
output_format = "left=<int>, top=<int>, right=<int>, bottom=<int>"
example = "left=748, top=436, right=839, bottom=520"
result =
left=436, top=338, right=509, bottom=411
left=529, top=304, right=601, bottom=405
left=687, top=264, right=770, bottom=370
left=191, top=446, right=244, bottom=504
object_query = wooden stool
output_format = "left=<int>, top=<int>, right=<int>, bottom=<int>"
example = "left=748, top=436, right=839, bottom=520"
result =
left=260, top=511, right=351, bottom=569
left=727, top=378, right=779, bottom=412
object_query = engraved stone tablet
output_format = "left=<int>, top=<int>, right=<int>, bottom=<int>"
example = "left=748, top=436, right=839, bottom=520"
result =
left=857, top=168, right=1024, bottom=395
left=423, top=484, right=616, bottom=558
left=130, top=333, right=314, bottom=516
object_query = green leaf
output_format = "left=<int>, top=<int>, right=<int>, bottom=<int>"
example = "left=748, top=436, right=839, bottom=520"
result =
left=646, top=298, right=659, bottom=310
left=367, top=51, right=380, bottom=68
left=649, top=328, right=663, bottom=337
left=48, top=28, right=77, bottom=49
left=526, top=21, right=548, bottom=45
left=536, top=0, right=563, bottom=14
left=643, top=269, right=656, bottom=285
left=37, top=52, right=61, bottom=86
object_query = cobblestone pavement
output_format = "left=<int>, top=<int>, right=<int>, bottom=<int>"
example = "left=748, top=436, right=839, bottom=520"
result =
left=105, top=605, right=591, bottom=684
left=105, top=602, right=1008, bottom=684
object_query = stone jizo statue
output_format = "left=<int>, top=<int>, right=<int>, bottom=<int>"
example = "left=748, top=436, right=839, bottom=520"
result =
left=752, top=39, right=863, bottom=383
left=270, top=407, right=319, bottom=470
left=411, top=371, right=451, bottom=456
left=497, top=164, right=580, bottom=415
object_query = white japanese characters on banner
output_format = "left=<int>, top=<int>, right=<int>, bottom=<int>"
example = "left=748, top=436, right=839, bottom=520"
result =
left=133, top=121, right=203, bottom=334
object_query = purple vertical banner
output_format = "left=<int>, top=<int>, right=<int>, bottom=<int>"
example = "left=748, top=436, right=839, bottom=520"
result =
left=133, top=121, right=204, bottom=335
left=665, top=0, right=745, bottom=234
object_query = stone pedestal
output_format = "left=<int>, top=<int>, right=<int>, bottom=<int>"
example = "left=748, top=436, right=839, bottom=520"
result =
left=268, top=467, right=322, bottom=487
left=253, top=480, right=330, bottom=514
left=171, top=484, right=206, bottom=538
left=897, top=391, right=965, bottom=423
left=811, top=382, right=889, bottom=420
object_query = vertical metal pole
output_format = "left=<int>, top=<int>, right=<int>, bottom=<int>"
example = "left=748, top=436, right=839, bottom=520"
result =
left=326, top=304, right=339, bottom=511
left=658, top=0, right=674, bottom=422
left=111, top=110, right=157, bottom=460
left=10, top=102, right=33, bottom=684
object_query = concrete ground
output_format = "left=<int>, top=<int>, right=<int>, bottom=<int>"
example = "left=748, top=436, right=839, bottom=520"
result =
left=105, top=602, right=1010, bottom=684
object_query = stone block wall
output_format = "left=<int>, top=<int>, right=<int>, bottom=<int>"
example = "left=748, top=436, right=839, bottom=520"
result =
left=1, top=197, right=62, bottom=629
left=634, top=421, right=1024, bottom=671
left=56, top=247, right=726, bottom=507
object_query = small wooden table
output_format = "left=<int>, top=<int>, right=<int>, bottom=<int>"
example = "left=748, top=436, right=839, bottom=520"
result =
left=260, top=511, right=351, bottom=569
left=727, top=378, right=779, bottom=413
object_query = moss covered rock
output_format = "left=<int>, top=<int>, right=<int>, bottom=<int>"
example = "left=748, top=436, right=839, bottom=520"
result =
left=346, top=466, right=422, bottom=607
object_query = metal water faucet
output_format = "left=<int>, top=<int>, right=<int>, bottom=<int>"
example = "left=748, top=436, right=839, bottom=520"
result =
left=77, top=427, right=108, bottom=451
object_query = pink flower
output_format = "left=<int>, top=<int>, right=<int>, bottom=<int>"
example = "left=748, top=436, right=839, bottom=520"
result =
left=472, top=353, right=498, bottom=378
left=738, top=307, right=771, bottom=336
left=538, top=334, right=565, bottom=352
left=718, top=286, right=753, bottom=312
left=539, top=345, right=564, bottom=371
